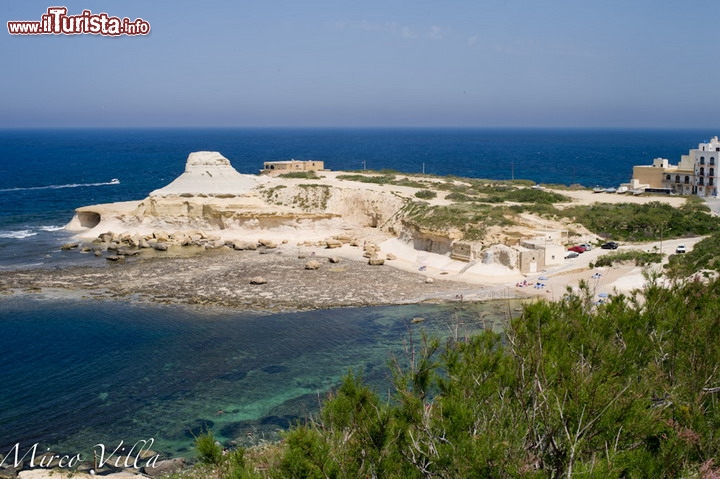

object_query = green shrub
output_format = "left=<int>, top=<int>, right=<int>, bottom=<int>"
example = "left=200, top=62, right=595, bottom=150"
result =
left=594, top=249, right=664, bottom=267
left=278, top=171, right=320, bottom=179
left=562, top=201, right=720, bottom=241
left=414, top=189, right=437, bottom=199
left=195, top=430, right=223, bottom=465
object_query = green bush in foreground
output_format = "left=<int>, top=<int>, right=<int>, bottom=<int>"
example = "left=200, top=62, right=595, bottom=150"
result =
left=195, top=431, right=224, bottom=466
left=192, top=278, right=720, bottom=478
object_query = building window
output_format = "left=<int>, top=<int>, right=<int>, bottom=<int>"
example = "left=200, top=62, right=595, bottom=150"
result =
left=700, top=178, right=705, bottom=185
left=685, top=176, right=690, bottom=184
left=666, top=174, right=671, bottom=181
left=701, top=157, right=706, bottom=164
left=711, top=168, right=716, bottom=177
left=712, top=157, right=716, bottom=165
left=711, top=178, right=715, bottom=186
left=700, top=167, right=705, bottom=176
left=675, top=175, right=680, bottom=183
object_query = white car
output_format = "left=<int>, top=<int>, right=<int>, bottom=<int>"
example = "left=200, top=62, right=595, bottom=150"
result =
left=676, top=245, right=687, bottom=254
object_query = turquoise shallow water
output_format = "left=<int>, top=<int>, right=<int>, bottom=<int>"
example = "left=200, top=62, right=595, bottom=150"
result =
left=0, top=295, right=519, bottom=459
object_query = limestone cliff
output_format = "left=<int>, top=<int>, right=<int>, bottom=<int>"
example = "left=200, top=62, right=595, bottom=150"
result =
left=65, top=152, right=408, bottom=243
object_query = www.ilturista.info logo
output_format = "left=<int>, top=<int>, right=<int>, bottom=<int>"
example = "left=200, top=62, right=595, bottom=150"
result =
left=7, top=7, right=150, bottom=36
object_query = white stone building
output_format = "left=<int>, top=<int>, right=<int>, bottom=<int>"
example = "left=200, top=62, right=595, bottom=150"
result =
left=632, top=136, right=720, bottom=197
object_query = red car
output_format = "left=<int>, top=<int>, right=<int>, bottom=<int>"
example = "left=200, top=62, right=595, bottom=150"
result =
left=567, top=245, right=587, bottom=253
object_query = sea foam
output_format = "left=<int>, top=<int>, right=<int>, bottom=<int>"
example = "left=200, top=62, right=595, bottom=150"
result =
left=0, top=230, right=37, bottom=239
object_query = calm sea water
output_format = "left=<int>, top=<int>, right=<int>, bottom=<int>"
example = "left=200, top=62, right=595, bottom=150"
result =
left=0, top=128, right=716, bottom=459
left=0, top=296, right=513, bottom=458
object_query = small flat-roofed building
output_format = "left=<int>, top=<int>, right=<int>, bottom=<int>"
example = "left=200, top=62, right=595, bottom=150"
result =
left=261, top=159, right=325, bottom=175
left=632, top=158, right=672, bottom=190
left=519, top=239, right=565, bottom=267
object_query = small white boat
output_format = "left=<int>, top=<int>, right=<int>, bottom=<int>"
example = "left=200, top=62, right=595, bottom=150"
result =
left=110, top=178, right=120, bottom=184
left=593, top=186, right=605, bottom=193
left=604, top=187, right=617, bottom=193
left=616, top=186, right=628, bottom=194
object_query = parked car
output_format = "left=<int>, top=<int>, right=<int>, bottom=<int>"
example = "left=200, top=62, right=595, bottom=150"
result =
left=676, top=244, right=687, bottom=254
left=580, top=243, right=593, bottom=251
left=565, top=251, right=580, bottom=259
left=601, top=242, right=619, bottom=250
left=567, top=245, right=587, bottom=253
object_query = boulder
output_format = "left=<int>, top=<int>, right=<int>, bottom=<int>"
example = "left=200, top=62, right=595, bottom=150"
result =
left=328, top=257, right=341, bottom=264
left=99, top=232, right=114, bottom=243
left=139, top=239, right=151, bottom=249
left=153, top=242, right=168, bottom=252
left=425, top=277, right=434, bottom=284
left=386, top=253, right=397, bottom=261
left=250, top=276, right=267, bottom=285
left=153, top=230, right=170, bottom=242
left=233, top=241, right=257, bottom=251
left=305, top=260, right=321, bottom=270
left=325, top=239, right=343, bottom=249
left=60, top=242, right=79, bottom=250
left=368, top=256, right=385, bottom=266
left=333, top=234, right=354, bottom=244
left=258, top=239, right=277, bottom=249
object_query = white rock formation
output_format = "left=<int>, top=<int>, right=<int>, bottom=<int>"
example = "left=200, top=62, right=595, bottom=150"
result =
left=150, top=151, right=259, bottom=197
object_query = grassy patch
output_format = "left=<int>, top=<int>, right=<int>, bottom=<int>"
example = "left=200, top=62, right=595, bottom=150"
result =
left=414, top=189, right=437, bottom=199
left=593, top=249, right=663, bottom=267
left=561, top=200, right=720, bottom=241
left=278, top=171, right=320, bottom=179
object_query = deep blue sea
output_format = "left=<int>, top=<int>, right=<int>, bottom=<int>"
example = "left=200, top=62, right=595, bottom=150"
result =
left=0, top=128, right=716, bottom=460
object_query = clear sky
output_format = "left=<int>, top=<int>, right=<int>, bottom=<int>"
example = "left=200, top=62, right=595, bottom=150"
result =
left=1, top=1, right=716, bottom=129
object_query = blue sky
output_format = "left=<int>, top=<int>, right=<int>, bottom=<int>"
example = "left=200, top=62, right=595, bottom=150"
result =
left=1, top=1, right=716, bottom=128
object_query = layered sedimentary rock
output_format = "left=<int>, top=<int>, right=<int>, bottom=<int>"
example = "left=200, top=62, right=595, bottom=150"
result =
left=65, top=152, right=406, bottom=244
left=149, top=151, right=258, bottom=197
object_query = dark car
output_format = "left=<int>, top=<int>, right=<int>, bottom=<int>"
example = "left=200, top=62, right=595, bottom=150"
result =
left=565, top=251, right=580, bottom=259
left=567, top=245, right=587, bottom=253
left=601, top=242, right=619, bottom=250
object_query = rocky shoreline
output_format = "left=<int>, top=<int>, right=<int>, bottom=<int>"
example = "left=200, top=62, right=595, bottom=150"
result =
left=0, top=242, right=506, bottom=312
